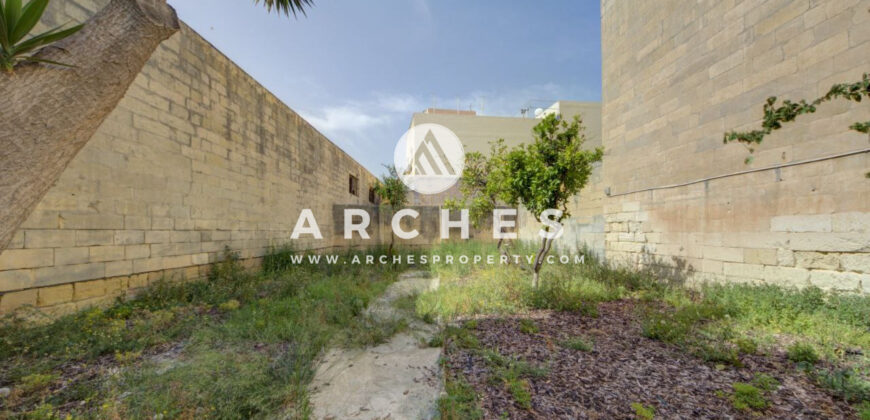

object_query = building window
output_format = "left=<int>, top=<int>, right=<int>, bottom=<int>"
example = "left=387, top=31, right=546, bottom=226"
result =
left=349, top=175, right=359, bottom=196
left=368, top=187, right=377, bottom=204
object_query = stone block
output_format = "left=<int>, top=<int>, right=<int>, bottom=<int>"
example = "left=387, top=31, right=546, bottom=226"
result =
left=795, top=251, right=840, bottom=270
left=703, top=246, right=743, bottom=263
left=106, top=260, right=134, bottom=277
left=25, top=230, right=76, bottom=248
left=89, top=246, right=126, bottom=263
left=840, top=253, right=870, bottom=274
left=55, top=247, right=90, bottom=265
left=115, top=230, right=145, bottom=245
left=74, top=279, right=108, bottom=301
left=763, top=266, right=811, bottom=286
left=145, top=231, right=170, bottom=244
left=75, top=230, right=115, bottom=246
left=809, top=270, right=865, bottom=291
left=744, top=248, right=777, bottom=265
left=0, top=289, right=38, bottom=313
left=0, top=249, right=54, bottom=270
left=37, top=284, right=74, bottom=306
left=125, top=245, right=151, bottom=260
left=723, top=262, right=764, bottom=280
left=0, top=270, right=34, bottom=292
left=832, top=212, right=870, bottom=233
left=776, top=248, right=796, bottom=267
left=34, top=263, right=106, bottom=288
left=770, top=214, right=832, bottom=233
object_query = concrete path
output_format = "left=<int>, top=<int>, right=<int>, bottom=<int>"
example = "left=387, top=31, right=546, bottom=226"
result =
left=309, top=271, right=443, bottom=420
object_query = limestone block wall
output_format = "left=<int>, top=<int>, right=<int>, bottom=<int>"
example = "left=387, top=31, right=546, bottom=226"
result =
left=0, top=0, right=379, bottom=315
left=600, top=0, right=870, bottom=291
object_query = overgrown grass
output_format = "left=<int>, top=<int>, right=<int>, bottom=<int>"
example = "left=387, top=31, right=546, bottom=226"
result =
left=559, top=335, right=593, bottom=352
left=0, top=246, right=411, bottom=419
left=420, top=241, right=870, bottom=413
left=417, top=241, right=655, bottom=321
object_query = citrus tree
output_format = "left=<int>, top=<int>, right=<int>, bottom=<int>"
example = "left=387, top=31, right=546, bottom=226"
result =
left=374, top=165, right=409, bottom=255
left=498, top=113, right=603, bottom=287
left=444, top=139, right=512, bottom=248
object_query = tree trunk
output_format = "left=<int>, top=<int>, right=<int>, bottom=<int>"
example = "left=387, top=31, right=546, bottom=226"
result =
left=0, top=0, right=179, bottom=252
left=532, top=236, right=553, bottom=288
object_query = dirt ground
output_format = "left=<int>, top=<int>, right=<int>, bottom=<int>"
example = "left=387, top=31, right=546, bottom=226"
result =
left=443, top=301, right=858, bottom=419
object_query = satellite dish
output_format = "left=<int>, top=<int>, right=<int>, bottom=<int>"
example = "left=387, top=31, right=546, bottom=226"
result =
left=534, top=108, right=544, bottom=118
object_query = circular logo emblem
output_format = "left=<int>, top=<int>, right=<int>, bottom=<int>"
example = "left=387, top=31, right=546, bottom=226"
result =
left=393, top=123, right=465, bottom=195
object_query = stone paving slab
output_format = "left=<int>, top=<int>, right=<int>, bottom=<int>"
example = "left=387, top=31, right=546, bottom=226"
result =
left=309, top=271, right=443, bottom=420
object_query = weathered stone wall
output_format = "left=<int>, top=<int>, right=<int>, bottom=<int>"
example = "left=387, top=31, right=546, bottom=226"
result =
left=600, top=0, right=870, bottom=291
left=0, top=0, right=379, bottom=315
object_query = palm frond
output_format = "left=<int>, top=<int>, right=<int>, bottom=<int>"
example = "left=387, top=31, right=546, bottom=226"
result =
left=254, top=0, right=314, bottom=17
left=11, top=0, right=50, bottom=44
left=12, top=23, right=82, bottom=55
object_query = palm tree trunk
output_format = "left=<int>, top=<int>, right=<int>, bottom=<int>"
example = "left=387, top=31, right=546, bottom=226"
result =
left=0, top=0, right=179, bottom=252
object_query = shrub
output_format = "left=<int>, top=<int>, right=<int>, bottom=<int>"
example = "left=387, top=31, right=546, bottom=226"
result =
left=787, top=343, right=819, bottom=365
left=559, top=336, right=593, bottom=352
left=815, top=368, right=870, bottom=403
left=631, top=402, right=655, bottom=420
left=518, top=319, right=538, bottom=334
left=731, top=383, right=768, bottom=411
left=751, top=373, right=780, bottom=392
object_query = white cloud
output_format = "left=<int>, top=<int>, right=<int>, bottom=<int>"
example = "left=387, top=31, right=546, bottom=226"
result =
left=298, top=84, right=599, bottom=175
left=299, top=105, right=391, bottom=133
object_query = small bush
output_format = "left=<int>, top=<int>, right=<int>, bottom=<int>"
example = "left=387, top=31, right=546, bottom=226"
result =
left=518, top=319, right=538, bottom=334
left=438, top=375, right=482, bottom=420
left=751, top=373, right=780, bottom=392
left=734, top=337, right=758, bottom=355
left=787, top=343, right=819, bottom=365
left=857, top=401, right=870, bottom=420
left=815, top=368, right=870, bottom=403
left=507, top=378, right=532, bottom=409
left=631, top=402, right=655, bottom=420
left=731, top=383, right=768, bottom=411
left=218, top=299, right=241, bottom=311
left=559, top=336, right=593, bottom=352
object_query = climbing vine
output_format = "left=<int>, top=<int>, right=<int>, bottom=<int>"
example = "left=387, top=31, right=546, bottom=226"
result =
left=723, top=73, right=870, bottom=172
left=724, top=73, right=870, bottom=146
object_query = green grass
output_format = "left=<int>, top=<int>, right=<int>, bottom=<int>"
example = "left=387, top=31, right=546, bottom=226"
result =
left=559, top=335, right=593, bottom=352
left=422, top=241, right=870, bottom=414
left=631, top=402, right=655, bottom=420
left=480, top=348, right=547, bottom=410
left=0, top=247, right=411, bottom=419
left=731, top=382, right=768, bottom=411
left=518, top=319, right=538, bottom=334
left=438, top=373, right=482, bottom=420
left=416, top=242, right=653, bottom=321
left=787, top=342, right=820, bottom=365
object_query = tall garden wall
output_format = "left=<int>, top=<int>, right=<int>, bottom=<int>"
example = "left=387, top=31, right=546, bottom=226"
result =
left=0, top=0, right=378, bottom=315
left=600, top=0, right=870, bottom=290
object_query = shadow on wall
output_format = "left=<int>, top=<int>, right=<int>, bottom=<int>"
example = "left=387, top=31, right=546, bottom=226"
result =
left=637, top=251, right=693, bottom=287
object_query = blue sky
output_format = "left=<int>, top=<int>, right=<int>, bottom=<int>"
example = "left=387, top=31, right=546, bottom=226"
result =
left=168, top=0, right=602, bottom=176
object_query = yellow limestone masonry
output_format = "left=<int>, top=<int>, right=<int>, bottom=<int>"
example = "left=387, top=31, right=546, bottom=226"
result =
left=3, top=0, right=870, bottom=315
left=0, top=0, right=379, bottom=315
left=599, top=0, right=870, bottom=291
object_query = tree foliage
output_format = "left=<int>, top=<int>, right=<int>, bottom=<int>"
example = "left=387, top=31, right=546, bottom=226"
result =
left=501, top=114, right=603, bottom=219
left=723, top=73, right=870, bottom=164
left=374, top=165, right=408, bottom=255
left=444, top=139, right=508, bottom=229
left=496, top=114, right=603, bottom=286
left=0, top=0, right=83, bottom=72
left=373, top=164, right=408, bottom=210
left=254, top=0, right=314, bottom=17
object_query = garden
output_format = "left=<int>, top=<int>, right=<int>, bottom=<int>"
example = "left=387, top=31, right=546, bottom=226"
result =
left=1, top=241, right=868, bottom=419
